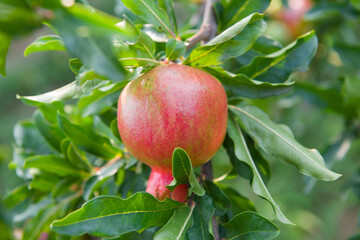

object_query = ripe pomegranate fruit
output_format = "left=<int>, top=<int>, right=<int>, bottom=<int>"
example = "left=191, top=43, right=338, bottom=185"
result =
left=117, top=64, right=228, bottom=202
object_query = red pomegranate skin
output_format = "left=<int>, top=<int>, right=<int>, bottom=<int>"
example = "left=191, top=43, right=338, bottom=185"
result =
left=117, top=64, right=228, bottom=201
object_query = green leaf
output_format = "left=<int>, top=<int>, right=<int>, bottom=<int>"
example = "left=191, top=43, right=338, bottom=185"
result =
left=17, top=81, right=81, bottom=104
left=154, top=205, right=195, bottom=240
left=185, top=13, right=266, bottom=66
left=110, top=118, right=122, bottom=142
left=0, top=2, right=43, bottom=35
left=166, top=39, right=185, bottom=60
left=57, top=113, right=121, bottom=159
left=24, top=35, right=65, bottom=56
left=237, top=31, right=318, bottom=83
left=67, top=143, right=92, bottom=171
left=34, top=110, right=66, bottom=152
left=0, top=31, right=11, bottom=77
left=167, top=148, right=205, bottom=196
left=83, top=160, right=124, bottom=200
left=122, top=0, right=176, bottom=38
left=225, top=115, right=292, bottom=224
left=229, top=104, right=342, bottom=181
left=203, top=181, right=231, bottom=216
left=29, top=173, right=60, bottom=191
left=218, top=185, right=255, bottom=217
left=186, top=195, right=215, bottom=240
left=159, top=0, right=178, bottom=36
left=13, top=120, right=53, bottom=154
left=51, top=4, right=138, bottom=82
left=296, top=82, right=357, bottom=119
left=78, top=81, right=128, bottom=117
left=3, top=183, right=31, bottom=207
left=217, top=0, right=271, bottom=31
left=69, top=58, right=82, bottom=75
left=24, top=155, right=83, bottom=177
left=203, top=67, right=294, bottom=99
left=223, top=211, right=279, bottom=240
left=23, top=193, right=81, bottom=240
left=51, top=193, right=184, bottom=237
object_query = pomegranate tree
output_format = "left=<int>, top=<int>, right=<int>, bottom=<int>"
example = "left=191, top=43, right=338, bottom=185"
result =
left=117, top=64, right=228, bottom=202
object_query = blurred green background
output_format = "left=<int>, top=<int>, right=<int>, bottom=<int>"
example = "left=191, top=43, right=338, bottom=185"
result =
left=1, top=0, right=360, bottom=239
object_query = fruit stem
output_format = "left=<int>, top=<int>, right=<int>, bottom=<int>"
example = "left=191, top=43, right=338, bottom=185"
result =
left=146, top=168, right=188, bottom=203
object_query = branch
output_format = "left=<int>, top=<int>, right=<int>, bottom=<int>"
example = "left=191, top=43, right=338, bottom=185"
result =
left=186, top=0, right=219, bottom=49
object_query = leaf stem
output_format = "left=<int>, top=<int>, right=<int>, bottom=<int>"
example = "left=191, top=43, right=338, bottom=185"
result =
left=185, top=0, right=219, bottom=49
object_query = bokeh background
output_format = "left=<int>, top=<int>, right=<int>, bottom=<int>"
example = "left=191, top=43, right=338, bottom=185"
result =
left=1, top=0, right=360, bottom=239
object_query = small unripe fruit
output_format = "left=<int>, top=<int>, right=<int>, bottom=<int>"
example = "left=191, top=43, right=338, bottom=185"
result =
left=117, top=64, right=227, bottom=202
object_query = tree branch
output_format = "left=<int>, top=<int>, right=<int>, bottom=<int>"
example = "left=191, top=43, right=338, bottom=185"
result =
left=186, top=0, right=219, bottom=49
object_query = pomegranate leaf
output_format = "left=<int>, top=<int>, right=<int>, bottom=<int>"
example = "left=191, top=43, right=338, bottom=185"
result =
left=0, top=31, right=11, bottom=77
left=237, top=31, right=318, bottom=83
left=223, top=211, right=279, bottom=240
left=186, top=195, right=215, bottom=240
left=225, top=115, right=293, bottom=224
left=216, top=0, right=271, bottom=31
left=51, top=4, right=138, bottom=82
left=83, top=160, right=124, bottom=201
left=159, top=0, right=178, bottom=36
left=166, top=39, right=185, bottom=60
left=66, top=143, right=92, bottom=171
left=154, top=205, right=195, bottom=240
left=23, top=155, right=86, bottom=177
left=51, top=193, right=184, bottom=237
left=57, top=113, right=121, bottom=159
left=122, top=0, right=176, bottom=38
left=229, top=104, right=342, bottom=181
left=203, top=67, right=294, bottom=99
left=24, top=35, right=65, bottom=57
left=203, top=181, right=231, bottom=216
left=217, top=184, right=256, bottom=218
left=33, top=110, right=65, bottom=152
left=185, top=13, right=265, bottom=67
left=167, top=148, right=205, bottom=196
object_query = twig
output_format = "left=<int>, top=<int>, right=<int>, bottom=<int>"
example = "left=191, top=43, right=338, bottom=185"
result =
left=186, top=0, right=219, bottom=49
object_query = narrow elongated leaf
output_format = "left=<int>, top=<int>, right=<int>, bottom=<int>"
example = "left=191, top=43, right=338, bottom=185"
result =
left=159, top=0, right=178, bottom=35
left=238, top=31, right=318, bottom=83
left=185, top=13, right=265, bottom=66
left=29, top=173, right=60, bottom=191
left=67, top=143, right=92, bottom=171
left=0, top=31, right=11, bottom=77
left=24, top=35, right=65, bottom=56
left=57, top=114, right=121, bottom=159
left=186, top=195, right=215, bottom=240
left=51, top=193, right=184, bottom=237
left=166, top=39, right=185, bottom=60
left=0, top=2, right=43, bottom=35
left=217, top=0, right=271, bottom=31
left=122, top=0, right=176, bottom=38
left=33, top=110, right=65, bottom=152
left=83, top=160, right=124, bottom=200
left=17, top=81, right=81, bottom=104
left=229, top=104, right=342, bottom=181
left=78, top=81, right=128, bottom=117
left=23, top=193, right=81, bottom=240
left=154, top=205, right=195, bottom=240
left=24, top=155, right=83, bottom=177
left=225, top=116, right=292, bottom=224
left=52, top=4, right=138, bottom=82
left=217, top=185, right=255, bottom=217
left=203, top=181, right=231, bottom=216
left=223, top=211, right=279, bottom=240
left=13, top=120, right=53, bottom=154
left=203, top=67, right=293, bottom=99
left=167, top=148, right=205, bottom=196
left=3, top=183, right=31, bottom=207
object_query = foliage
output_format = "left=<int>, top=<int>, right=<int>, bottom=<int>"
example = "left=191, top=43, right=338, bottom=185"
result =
left=1, top=0, right=359, bottom=239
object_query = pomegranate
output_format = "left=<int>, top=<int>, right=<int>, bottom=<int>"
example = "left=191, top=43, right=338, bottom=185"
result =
left=117, top=64, right=228, bottom=202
